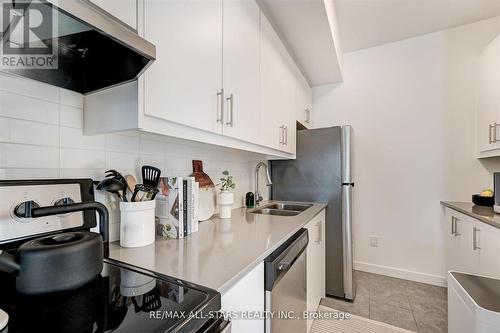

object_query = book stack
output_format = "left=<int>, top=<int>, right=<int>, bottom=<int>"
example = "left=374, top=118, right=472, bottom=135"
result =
left=155, top=177, right=200, bottom=239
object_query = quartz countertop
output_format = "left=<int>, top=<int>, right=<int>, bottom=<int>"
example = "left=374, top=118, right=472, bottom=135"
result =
left=441, top=201, right=500, bottom=229
left=109, top=200, right=326, bottom=294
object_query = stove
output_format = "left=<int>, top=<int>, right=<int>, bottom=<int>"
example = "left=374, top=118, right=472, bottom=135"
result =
left=0, top=179, right=228, bottom=333
left=0, top=259, right=222, bottom=332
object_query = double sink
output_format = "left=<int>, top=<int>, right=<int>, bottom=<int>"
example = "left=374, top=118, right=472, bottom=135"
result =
left=251, top=202, right=313, bottom=217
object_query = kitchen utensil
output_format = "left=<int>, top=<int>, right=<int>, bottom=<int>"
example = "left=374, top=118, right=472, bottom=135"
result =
left=191, top=160, right=215, bottom=221
left=142, top=165, right=161, bottom=187
left=125, top=175, right=137, bottom=195
left=105, top=170, right=128, bottom=202
left=131, top=184, right=159, bottom=202
left=132, top=290, right=162, bottom=312
left=96, top=178, right=126, bottom=201
left=160, top=177, right=170, bottom=196
left=472, top=194, right=494, bottom=207
left=0, top=309, right=8, bottom=331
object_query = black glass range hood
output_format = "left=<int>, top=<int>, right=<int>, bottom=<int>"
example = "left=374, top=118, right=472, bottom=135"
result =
left=1, top=0, right=156, bottom=95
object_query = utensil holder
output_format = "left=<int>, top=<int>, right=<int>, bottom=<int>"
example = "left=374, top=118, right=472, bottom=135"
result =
left=119, top=200, right=156, bottom=248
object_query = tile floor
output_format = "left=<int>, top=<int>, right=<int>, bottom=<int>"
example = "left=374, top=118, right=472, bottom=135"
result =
left=320, top=271, right=447, bottom=333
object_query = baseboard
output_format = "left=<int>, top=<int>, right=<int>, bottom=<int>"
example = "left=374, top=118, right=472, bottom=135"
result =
left=354, top=261, right=447, bottom=287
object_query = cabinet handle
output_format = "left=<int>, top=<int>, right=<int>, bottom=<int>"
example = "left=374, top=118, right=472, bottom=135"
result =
left=279, top=125, right=284, bottom=144
left=490, top=123, right=499, bottom=144
left=473, top=227, right=481, bottom=250
left=284, top=125, right=288, bottom=145
left=305, top=108, right=311, bottom=124
left=226, top=94, right=234, bottom=127
left=216, top=89, right=224, bottom=124
left=316, top=221, right=322, bottom=243
left=451, top=216, right=455, bottom=235
left=454, top=217, right=461, bottom=236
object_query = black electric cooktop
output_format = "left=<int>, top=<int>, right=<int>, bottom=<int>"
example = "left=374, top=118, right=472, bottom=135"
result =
left=0, top=259, right=220, bottom=333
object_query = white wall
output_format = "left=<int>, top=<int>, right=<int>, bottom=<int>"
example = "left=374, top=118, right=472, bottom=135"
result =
left=313, top=16, right=500, bottom=286
left=0, top=73, right=268, bottom=241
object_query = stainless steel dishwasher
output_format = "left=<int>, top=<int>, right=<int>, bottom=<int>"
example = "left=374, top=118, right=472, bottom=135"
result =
left=264, top=228, right=308, bottom=333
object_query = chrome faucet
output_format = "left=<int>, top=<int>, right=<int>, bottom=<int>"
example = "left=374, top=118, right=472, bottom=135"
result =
left=255, top=162, right=272, bottom=206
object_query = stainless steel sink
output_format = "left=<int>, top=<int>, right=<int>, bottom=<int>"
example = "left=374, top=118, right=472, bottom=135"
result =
left=250, top=202, right=313, bottom=217
left=264, top=203, right=312, bottom=212
left=251, top=208, right=301, bottom=216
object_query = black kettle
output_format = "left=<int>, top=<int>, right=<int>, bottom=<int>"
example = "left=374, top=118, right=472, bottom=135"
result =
left=0, top=201, right=109, bottom=295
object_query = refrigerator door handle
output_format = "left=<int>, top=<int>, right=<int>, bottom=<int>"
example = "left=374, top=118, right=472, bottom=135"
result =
left=342, top=184, right=354, bottom=300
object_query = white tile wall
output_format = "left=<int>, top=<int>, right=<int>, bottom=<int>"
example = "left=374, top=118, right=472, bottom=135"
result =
left=0, top=73, right=270, bottom=241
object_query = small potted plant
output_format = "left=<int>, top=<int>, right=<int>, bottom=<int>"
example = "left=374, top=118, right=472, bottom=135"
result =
left=218, top=170, right=235, bottom=218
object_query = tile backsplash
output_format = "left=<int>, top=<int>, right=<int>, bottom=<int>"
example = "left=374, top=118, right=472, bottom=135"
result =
left=0, top=73, right=270, bottom=241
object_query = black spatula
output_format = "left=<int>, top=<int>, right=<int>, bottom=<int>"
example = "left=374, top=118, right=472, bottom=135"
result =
left=141, top=165, right=161, bottom=187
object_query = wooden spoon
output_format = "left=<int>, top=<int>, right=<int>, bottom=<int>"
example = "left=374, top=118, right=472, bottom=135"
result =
left=125, top=175, right=138, bottom=201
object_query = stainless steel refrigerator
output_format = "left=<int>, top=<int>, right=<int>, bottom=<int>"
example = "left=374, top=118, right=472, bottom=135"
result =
left=270, top=125, right=355, bottom=300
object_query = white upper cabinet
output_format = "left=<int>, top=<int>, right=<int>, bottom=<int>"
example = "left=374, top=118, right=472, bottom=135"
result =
left=260, top=13, right=296, bottom=152
left=295, top=67, right=313, bottom=129
left=89, top=0, right=138, bottom=30
left=222, top=0, right=261, bottom=143
left=84, top=0, right=307, bottom=158
left=476, top=34, right=500, bottom=157
left=143, top=0, right=224, bottom=135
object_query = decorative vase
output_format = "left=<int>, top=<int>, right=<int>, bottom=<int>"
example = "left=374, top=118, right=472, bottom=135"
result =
left=191, top=160, right=216, bottom=221
left=218, top=190, right=234, bottom=219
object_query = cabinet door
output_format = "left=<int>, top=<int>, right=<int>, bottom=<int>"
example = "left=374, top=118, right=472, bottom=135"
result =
left=444, top=209, right=478, bottom=274
left=260, top=13, right=297, bottom=153
left=476, top=34, right=500, bottom=153
left=281, top=51, right=297, bottom=154
left=144, top=0, right=223, bottom=135
left=260, top=13, right=284, bottom=150
left=476, top=220, right=500, bottom=278
left=222, top=0, right=260, bottom=143
left=444, top=209, right=459, bottom=272
left=90, top=0, right=137, bottom=30
left=221, top=262, right=264, bottom=333
left=305, top=210, right=326, bottom=332
left=295, top=67, right=312, bottom=128
left=454, top=214, right=478, bottom=274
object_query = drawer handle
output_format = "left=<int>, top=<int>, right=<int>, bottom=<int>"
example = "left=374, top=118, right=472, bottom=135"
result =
left=473, top=227, right=481, bottom=250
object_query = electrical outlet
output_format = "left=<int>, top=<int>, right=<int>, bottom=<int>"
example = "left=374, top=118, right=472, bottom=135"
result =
left=370, top=236, right=378, bottom=247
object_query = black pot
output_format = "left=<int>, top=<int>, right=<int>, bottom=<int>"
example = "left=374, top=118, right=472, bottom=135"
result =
left=0, top=231, right=103, bottom=295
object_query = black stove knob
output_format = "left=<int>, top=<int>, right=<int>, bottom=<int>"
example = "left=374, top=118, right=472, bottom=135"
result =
left=54, top=197, right=75, bottom=206
left=14, top=200, right=40, bottom=218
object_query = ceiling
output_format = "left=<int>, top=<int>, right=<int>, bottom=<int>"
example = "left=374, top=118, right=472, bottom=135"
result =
left=335, top=0, right=500, bottom=52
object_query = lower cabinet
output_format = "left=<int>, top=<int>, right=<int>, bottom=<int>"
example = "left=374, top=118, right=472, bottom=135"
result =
left=444, top=208, right=500, bottom=279
left=221, top=262, right=264, bottom=333
left=305, top=210, right=326, bottom=332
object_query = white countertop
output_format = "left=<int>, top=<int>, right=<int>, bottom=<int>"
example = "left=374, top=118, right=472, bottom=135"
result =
left=109, top=200, right=326, bottom=294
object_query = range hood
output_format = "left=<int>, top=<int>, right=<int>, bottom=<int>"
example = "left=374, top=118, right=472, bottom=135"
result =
left=1, top=0, right=155, bottom=94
